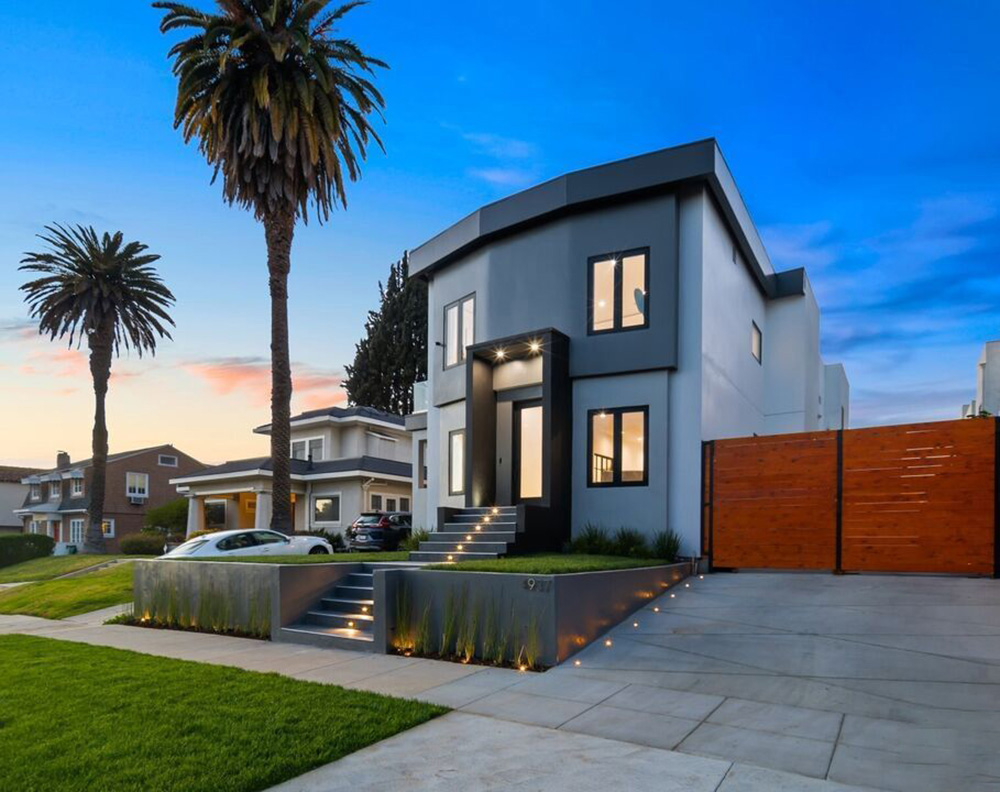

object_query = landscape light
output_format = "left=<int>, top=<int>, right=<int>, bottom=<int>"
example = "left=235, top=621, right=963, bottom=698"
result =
left=685, top=583, right=690, bottom=588
left=457, top=544, right=464, bottom=550
left=465, top=535, right=472, bottom=541
left=669, top=593, right=676, bottom=598
left=573, top=660, right=582, bottom=667
left=699, top=575, right=705, bottom=580
left=475, top=525, right=482, bottom=531
left=519, top=664, right=527, bottom=672
left=447, top=555, right=454, bottom=561
left=604, top=639, right=613, bottom=647
left=347, top=621, right=355, bottom=628
left=653, top=606, right=660, bottom=613
left=492, top=507, right=499, bottom=515
left=361, top=606, right=368, bottom=613
left=632, top=621, right=639, bottom=628
left=483, top=516, right=490, bottom=523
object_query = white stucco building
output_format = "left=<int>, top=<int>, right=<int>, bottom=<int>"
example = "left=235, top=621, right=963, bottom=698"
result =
left=404, top=139, right=849, bottom=558
left=962, top=340, right=1000, bottom=418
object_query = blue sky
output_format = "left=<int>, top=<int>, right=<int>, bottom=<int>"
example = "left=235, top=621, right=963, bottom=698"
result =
left=0, top=1, right=997, bottom=465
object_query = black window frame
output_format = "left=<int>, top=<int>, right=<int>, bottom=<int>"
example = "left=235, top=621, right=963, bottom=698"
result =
left=586, top=406, right=649, bottom=488
left=443, top=293, right=476, bottom=370
left=751, top=321, right=763, bottom=364
left=448, top=428, right=466, bottom=496
left=587, top=248, right=650, bottom=336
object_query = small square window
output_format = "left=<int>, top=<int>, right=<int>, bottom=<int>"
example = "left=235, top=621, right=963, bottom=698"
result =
left=313, top=496, right=340, bottom=525
left=751, top=322, right=763, bottom=364
left=101, top=519, right=115, bottom=539
left=158, top=454, right=178, bottom=467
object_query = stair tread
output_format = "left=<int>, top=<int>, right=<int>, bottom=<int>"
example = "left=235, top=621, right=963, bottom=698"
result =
left=283, top=624, right=373, bottom=641
left=308, top=610, right=374, bottom=622
left=322, top=597, right=374, bottom=606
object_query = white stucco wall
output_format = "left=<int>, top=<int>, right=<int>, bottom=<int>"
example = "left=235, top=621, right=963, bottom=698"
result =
left=822, top=364, right=850, bottom=429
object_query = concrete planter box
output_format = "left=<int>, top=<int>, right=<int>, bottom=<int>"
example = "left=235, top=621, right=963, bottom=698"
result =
left=376, top=561, right=690, bottom=666
left=133, top=560, right=367, bottom=639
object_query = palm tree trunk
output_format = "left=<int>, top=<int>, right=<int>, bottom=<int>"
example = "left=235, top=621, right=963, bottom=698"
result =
left=265, top=206, right=296, bottom=534
left=85, top=327, right=113, bottom=553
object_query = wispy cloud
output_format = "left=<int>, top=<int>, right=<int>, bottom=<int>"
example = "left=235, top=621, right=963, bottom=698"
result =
left=446, top=125, right=542, bottom=189
left=183, top=356, right=346, bottom=410
left=761, top=221, right=838, bottom=273
left=461, top=132, right=537, bottom=160
left=465, top=167, right=537, bottom=188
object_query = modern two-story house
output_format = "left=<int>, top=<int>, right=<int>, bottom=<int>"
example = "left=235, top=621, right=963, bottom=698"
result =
left=405, top=139, right=849, bottom=558
left=171, top=405, right=412, bottom=539
left=961, top=340, right=999, bottom=418
left=16, top=446, right=203, bottom=552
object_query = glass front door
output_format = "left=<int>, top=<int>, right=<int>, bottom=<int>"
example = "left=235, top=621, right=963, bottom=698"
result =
left=514, top=402, right=543, bottom=501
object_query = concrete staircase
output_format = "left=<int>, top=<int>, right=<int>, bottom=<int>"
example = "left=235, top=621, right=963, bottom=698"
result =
left=409, top=506, right=519, bottom=563
left=281, top=569, right=377, bottom=646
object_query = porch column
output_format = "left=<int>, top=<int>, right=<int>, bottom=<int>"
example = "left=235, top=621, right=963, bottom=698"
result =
left=254, top=491, right=272, bottom=532
left=185, top=496, right=204, bottom=538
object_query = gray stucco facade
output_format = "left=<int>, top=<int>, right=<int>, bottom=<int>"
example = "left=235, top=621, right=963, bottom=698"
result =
left=407, top=139, right=849, bottom=555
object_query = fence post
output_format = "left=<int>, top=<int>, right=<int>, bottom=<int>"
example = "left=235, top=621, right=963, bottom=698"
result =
left=835, top=429, right=844, bottom=575
left=994, top=418, right=999, bottom=580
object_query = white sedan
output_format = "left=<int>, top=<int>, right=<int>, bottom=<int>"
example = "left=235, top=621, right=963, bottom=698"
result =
left=163, top=529, right=333, bottom=559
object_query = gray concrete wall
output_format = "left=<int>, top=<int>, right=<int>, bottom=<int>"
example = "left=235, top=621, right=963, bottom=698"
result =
left=376, top=562, right=689, bottom=666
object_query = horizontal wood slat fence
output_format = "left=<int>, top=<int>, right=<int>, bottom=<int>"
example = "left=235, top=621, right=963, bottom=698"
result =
left=702, top=418, right=999, bottom=576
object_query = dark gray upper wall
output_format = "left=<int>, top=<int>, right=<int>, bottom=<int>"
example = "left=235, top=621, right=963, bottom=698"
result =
left=410, top=138, right=774, bottom=287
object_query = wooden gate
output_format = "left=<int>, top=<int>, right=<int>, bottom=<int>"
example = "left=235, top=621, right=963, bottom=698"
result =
left=702, top=418, right=998, bottom=576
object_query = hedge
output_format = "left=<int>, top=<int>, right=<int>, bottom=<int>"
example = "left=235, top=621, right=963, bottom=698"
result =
left=119, top=533, right=167, bottom=556
left=0, top=535, right=55, bottom=569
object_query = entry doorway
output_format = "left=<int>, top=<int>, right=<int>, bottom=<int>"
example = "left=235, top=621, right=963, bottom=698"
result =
left=513, top=400, right=543, bottom=502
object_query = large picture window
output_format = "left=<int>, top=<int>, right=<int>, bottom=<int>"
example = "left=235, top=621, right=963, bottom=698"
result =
left=588, top=407, right=648, bottom=487
left=444, top=294, right=475, bottom=368
left=449, top=429, right=465, bottom=496
left=313, top=495, right=341, bottom=525
left=291, top=437, right=324, bottom=462
left=588, top=249, right=649, bottom=334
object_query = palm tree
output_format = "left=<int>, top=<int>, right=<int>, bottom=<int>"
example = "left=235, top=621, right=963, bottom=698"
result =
left=20, top=225, right=176, bottom=553
left=154, top=0, right=386, bottom=533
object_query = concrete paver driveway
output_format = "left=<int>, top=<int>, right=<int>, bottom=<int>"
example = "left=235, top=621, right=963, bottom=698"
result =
left=471, top=572, right=1000, bottom=792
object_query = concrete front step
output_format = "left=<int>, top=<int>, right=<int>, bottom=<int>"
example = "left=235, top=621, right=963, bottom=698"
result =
left=408, top=550, right=502, bottom=563
left=280, top=624, right=374, bottom=649
left=320, top=596, right=375, bottom=613
left=434, top=531, right=517, bottom=543
left=305, top=610, right=374, bottom=629
left=418, top=541, right=509, bottom=554
left=334, top=585, right=375, bottom=596
left=449, top=515, right=516, bottom=525
left=443, top=520, right=517, bottom=532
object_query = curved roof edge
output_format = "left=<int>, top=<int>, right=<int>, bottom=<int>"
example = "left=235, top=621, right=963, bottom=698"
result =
left=409, top=138, right=778, bottom=294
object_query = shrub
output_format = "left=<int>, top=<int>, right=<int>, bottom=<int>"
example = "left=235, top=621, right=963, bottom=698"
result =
left=612, top=526, right=649, bottom=558
left=0, top=534, right=55, bottom=568
left=119, top=533, right=166, bottom=556
left=570, top=523, right=613, bottom=555
left=651, top=528, right=682, bottom=562
left=143, top=498, right=189, bottom=534
left=400, top=529, right=429, bottom=553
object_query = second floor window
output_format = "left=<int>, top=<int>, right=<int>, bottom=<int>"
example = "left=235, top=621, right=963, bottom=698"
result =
left=49, top=481, right=61, bottom=500
left=126, top=472, right=149, bottom=498
left=444, top=294, right=475, bottom=368
left=291, top=437, right=323, bottom=462
left=751, top=321, right=763, bottom=364
left=30, top=483, right=40, bottom=500
left=589, top=249, right=649, bottom=334
left=71, top=478, right=84, bottom=497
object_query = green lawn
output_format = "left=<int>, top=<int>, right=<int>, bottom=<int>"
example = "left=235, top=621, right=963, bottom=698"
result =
left=0, top=554, right=134, bottom=584
left=427, top=553, right=672, bottom=574
left=0, top=634, right=445, bottom=792
left=197, top=551, right=410, bottom=564
left=0, top=563, right=134, bottom=619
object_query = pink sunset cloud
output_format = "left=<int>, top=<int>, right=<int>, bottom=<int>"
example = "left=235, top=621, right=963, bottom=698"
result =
left=183, top=356, right=347, bottom=411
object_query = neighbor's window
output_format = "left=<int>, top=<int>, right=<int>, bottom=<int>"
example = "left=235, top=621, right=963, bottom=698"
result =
left=204, top=500, right=227, bottom=529
left=158, top=454, right=178, bottom=467
left=417, top=439, right=428, bottom=489
left=588, top=249, right=649, bottom=334
left=69, top=519, right=84, bottom=544
left=751, top=321, right=763, bottom=364
left=71, top=478, right=84, bottom=496
left=101, top=519, right=115, bottom=539
left=30, top=483, right=40, bottom=500
left=588, top=407, right=648, bottom=487
left=313, top=496, right=341, bottom=524
left=291, top=437, right=323, bottom=462
left=444, top=294, right=475, bottom=368
left=49, top=481, right=61, bottom=500
left=449, top=429, right=465, bottom=496
left=370, top=493, right=383, bottom=511
left=400, top=496, right=411, bottom=512
left=386, top=497, right=398, bottom=512
left=126, top=472, right=149, bottom=498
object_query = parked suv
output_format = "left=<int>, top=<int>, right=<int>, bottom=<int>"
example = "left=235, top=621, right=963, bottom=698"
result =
left=347, top=512, right=412, bottom=552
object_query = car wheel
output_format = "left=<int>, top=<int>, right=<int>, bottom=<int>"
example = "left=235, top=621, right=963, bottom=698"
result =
left=309, top=546, right=330, bottom=555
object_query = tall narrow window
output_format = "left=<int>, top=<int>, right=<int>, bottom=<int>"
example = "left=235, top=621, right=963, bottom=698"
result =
left=517, top=405, right=543, bottom=499
left=417, top=439, right=428, bottom=489
left=449, top=429, right=465, bottom=496
left=751, top=321, right=763, bottom=364
left=444, top=295, right=475, bottom=368
left=588, top=249, right=649, bottom=334
left=371, top=493, right=383, bottom=511
left=588, top=407, right=648, bottom=487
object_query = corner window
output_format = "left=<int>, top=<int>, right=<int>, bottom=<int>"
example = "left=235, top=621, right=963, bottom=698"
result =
left=126, top=472, right=149, bottom=498
left=313, top=496, right=341, bottom=525
left=444, top=294, right=475, bottom=368
left=71, top=478, right=84, bottom=497
left=751, top=321, right=763, bottom=364
left=291, top=437, right=323, bottom=462
left=101, top=519, right=115, bottom=539
left=588, top=249, right=649, bottom=334
left=448, top=429, right=465, bottom=496
left=417, top=440, right=427, bottom=489
left=158, top=454, right=178, bottom=467
left=588, top=407, right=648, bottom=487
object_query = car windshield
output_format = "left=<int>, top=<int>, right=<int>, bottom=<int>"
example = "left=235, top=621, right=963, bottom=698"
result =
left=167, top=539, right=209, bottom=556
left=356, top=516, right=383, bottom=525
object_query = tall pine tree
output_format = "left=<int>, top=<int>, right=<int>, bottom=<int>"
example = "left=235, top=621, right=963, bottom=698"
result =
left=344, top=253, right=427, bottom=414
